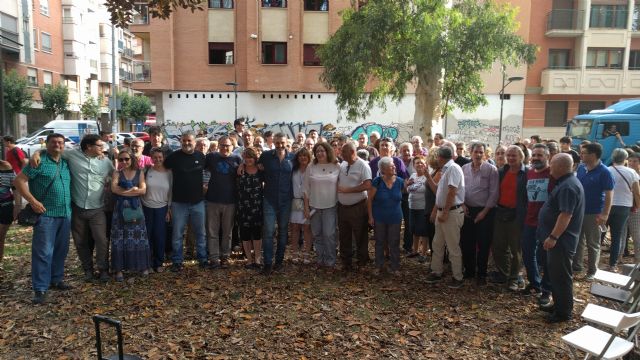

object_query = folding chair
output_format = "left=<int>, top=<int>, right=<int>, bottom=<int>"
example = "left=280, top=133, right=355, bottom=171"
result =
left=93, top=315, right=142, bottom=360
left=591, top=269, right=640, bottom=312
left=562, top=310, right=640, bottom=360
left=594, top=263, right=640, bottom=289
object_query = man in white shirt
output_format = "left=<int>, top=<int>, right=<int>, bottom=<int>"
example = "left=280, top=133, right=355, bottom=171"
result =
left=426, top=146, right=466, bottom=288
left=337, top=142, right=372, bottom=271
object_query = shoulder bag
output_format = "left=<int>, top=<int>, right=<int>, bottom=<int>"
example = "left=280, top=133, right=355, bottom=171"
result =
left=18, top=160, right=61, bottom=226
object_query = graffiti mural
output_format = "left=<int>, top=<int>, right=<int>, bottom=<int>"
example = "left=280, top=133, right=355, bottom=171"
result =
left=447, top=118, right=522, bottom=148
left=160, top=119, right=412, bottom=143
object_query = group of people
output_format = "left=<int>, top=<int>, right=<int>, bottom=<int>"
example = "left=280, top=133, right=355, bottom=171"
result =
left=1, top=120, right=639, bottom=324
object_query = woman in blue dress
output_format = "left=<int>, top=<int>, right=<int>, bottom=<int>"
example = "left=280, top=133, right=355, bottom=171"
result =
left=111, top=149, right=151, bottom=281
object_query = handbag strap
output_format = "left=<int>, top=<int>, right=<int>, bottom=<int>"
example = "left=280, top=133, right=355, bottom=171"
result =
left=39, top=158, right=61, bottom=204
left=612, top=165, right=632, bottom=191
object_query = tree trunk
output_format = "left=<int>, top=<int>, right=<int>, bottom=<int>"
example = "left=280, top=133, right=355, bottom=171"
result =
left=413, top=68, right=443, bottom=140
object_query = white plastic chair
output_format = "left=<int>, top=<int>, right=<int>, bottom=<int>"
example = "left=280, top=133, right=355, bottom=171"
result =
left=594, top=263, right=639, bottom=289
left=591, top=268, right=640, bottom=312
left=562, top=310, right=640, bottom=359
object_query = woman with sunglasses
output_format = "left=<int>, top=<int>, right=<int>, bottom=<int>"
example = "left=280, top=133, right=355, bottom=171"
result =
left=111, top=149, right=151, bottom=282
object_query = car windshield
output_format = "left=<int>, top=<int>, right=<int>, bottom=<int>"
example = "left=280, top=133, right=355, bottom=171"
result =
left=567, top=119, right=593, bottom=139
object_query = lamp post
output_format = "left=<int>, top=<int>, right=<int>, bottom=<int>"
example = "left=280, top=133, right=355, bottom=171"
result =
left=498, top=70, right=523, bottom=146
left=225, top=81, right=238, bottom=122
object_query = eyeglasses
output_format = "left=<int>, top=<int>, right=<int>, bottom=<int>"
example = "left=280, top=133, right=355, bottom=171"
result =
left=118, top=158, right=131, bottom=162
left=220, top=144, right=232, bottom=148
left=131, top=145, right=141, bottom=148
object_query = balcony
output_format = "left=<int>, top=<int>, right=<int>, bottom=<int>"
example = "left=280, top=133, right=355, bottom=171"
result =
left=546, top=9, right=584, bottom=37
left=133, top=61, right=151, bottom=82
left=119, top=68, right=133, bottom=82
left=541, top=68, right=640, bottom=95
left=589, top=8, right=627, bottom=29
left=122, top=48, right=134, bottom=59
left=0, top=28, right=20, bottom=53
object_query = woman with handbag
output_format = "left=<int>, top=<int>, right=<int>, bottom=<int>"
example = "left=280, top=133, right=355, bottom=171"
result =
left=111, top=149, right=150, bottom=282
left=608, top=148, right=640, bottom=271
left=0, top=160, right=19, bottom=265
left=289, top=148, right=313, bottom=264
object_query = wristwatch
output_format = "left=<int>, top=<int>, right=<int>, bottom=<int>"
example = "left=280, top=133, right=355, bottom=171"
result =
left=549, top=234, right=559, bottom=241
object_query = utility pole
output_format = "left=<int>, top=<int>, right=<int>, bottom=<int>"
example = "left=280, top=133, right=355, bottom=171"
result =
left=111, top=23, right=117, bottom=132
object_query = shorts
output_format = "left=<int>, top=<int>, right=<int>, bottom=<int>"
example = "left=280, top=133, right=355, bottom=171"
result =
left=240, top=225, right=262, bottom=241
left=0, top=203, right=14, bottom=225
left=410, top=209, right=428, bottom=237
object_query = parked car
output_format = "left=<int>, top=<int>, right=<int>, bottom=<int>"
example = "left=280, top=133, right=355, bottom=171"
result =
left=16, top=136, right=76, bottom=157
left=115, top=133, right=136, bottom=145
left=132, top=132, right=150, bottom=142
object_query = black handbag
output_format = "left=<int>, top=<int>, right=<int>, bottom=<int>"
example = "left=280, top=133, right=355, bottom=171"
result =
left=17, top=161, right=60, bottom=226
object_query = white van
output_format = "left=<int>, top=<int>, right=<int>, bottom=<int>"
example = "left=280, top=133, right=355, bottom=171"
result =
left=19, top=120, right=100, bottom=144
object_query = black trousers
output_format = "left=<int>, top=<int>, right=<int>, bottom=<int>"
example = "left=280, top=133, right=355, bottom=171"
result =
left=460, top=207, right=494, bottom=278
left=547, top=244, right=574, bottom=318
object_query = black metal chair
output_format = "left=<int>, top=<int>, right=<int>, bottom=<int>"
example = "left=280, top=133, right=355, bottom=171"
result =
left=93, top=315, right=142, bottom=360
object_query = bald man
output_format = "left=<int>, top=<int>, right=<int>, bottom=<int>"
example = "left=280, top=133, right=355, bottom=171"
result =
left=538, top=153, right=584, bottom=323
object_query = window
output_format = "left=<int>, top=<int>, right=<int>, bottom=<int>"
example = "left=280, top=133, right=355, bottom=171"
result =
left=208, top=0, right=233, bottom=8
left=33, top=29, right=37, bottom=48
left=62, top=7, right=72, bottom=23
left=132, top=3, right=149, bottom=24
left=303, top=44, right=321, bottom=66
left=27, top=68, right=38, bottom=87
left=544, top=101, right=568, bottom=127
left=630, top=50, right=640, bottom=69
left=601, top=122, right=630, bottom=137
left=590, top=5, right=627, bottom=29
left=586, top=48, right=623, bottom=69
left=41, top=32, right=52, bottom=52
left=262, top=42, right=287, bottom=64
left=304, top=0, right=328, bottom=11
left=208, top=42, right=234, bottom=64
left=43, top=71, right=52, bottom=86
left=64, top=76, right=78, bottom=92
left=0, top=12, right=19, bottom=48
left=262, top=0, right=286, bottom=7
left=578, top=101, right=605, bottom=115
left=40, top=0, right=49, bottom=16
left=548, top=49, right=570, bottom=69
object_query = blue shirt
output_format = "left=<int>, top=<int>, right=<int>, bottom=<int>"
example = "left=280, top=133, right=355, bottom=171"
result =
left=576, top=162, right=615, bottom=215
left=371, top=176, right=404, bottom=224
left=258, top=150, right=294, bottom=208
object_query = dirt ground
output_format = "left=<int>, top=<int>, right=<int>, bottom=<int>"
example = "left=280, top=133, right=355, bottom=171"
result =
left=0, top=226, right=632, bottom=359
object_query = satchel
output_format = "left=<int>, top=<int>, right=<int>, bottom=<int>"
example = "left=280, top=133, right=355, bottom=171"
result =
left=122, top=206, right=144, bottom=224
left=496, top=206, right=516, bottom=222
left=292, top=198, right=304, bottom=212
left=17, top=204, right=41, bottom=226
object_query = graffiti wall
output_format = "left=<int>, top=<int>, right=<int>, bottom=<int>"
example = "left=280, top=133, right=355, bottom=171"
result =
left=161, top=119, right=415, bottom=143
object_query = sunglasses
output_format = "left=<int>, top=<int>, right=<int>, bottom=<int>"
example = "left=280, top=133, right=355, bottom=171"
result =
left=118, top=158, right=131, bottom=162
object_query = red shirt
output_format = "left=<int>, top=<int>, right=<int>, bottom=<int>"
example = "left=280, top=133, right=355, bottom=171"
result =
left=525, top=167, right=556, bottom=227
left=5, top=147, right=25, bottom=174
left=498, top=170, right=517, bottom=208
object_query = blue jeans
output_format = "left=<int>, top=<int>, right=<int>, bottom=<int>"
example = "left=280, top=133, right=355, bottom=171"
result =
left=521, top=225, right=552, bottom=294
left=262, top=199, right=291, bottom=266
left=310, top=206, right=337, bottom=267
left=609, top=206, right=631, bottom=267
left=32, top=216, right=71, bottom=292
left=143, top=205, right=168, bottom=269
left=171, top=201, right=207, bottom=265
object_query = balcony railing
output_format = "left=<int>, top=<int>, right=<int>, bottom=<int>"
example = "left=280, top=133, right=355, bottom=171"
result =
left=122, top=48, right=134, bottom=58
left=62, top=16, right=76, bottom=24
left=590, top=8, right=628, bottom=29
left=547, top=9, right=584, bottom=31
left=133, top=61, right=151, bottom=82
left=119, top=68, right=133, bottom=82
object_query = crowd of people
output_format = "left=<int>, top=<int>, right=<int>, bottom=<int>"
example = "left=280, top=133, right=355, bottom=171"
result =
left=1, top=118, right=639, bottom=323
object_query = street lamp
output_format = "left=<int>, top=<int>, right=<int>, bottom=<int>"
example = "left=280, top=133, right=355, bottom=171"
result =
left=225, top=81, right=238, bottom=122
left=498, top=71, right=523, bottom=146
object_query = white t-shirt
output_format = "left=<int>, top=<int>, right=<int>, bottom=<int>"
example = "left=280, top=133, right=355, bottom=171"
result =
left=337, top=158, right=372, bottom=206
left=141, top=168, right=172, bottom=208
left=609, top=165, right=639, bottom=207
left=407, top=173, right=427, bottom=210
left=435, top=160, right=465, bottom=209
left=303, top=162, right=340, bottom=209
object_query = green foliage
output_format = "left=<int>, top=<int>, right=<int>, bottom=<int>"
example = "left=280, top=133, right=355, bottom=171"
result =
left=127, top=95, right=152, bottom=121
left=80, top=95, right=102, bottom=120
left=116, top=91, right=132, bottom=121
left=2, top=70, right=33, bottom=117
left=318, top=0, right=537, bottom=122
left=39, top=83, right=69, bottom=119
left=105, top=0, right=204, bottom=27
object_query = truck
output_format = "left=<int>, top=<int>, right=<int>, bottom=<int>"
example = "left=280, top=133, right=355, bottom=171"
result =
left=566, top=99, right=640, bottom=164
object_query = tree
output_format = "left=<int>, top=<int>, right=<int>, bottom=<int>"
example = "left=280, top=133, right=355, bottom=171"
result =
left=116, top=90, right=132, bottom=121
left=127, top=95, right=152, bottom=122
left=80, top=95, right=102, bottom=120
left=105, top=0, right=204, bottom=27
left=317, top=0, right=537, bottom=138
left=2, top=70, right=33, bottom=135
left=40, top=83, right=69, bottom=120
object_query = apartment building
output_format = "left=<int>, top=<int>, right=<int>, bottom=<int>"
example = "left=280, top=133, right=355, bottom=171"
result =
left=129, top=0, right=416, bottom=139
left=523, top=0, right=640, bottom=140
left=0, top=0, right=136, bottom=136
